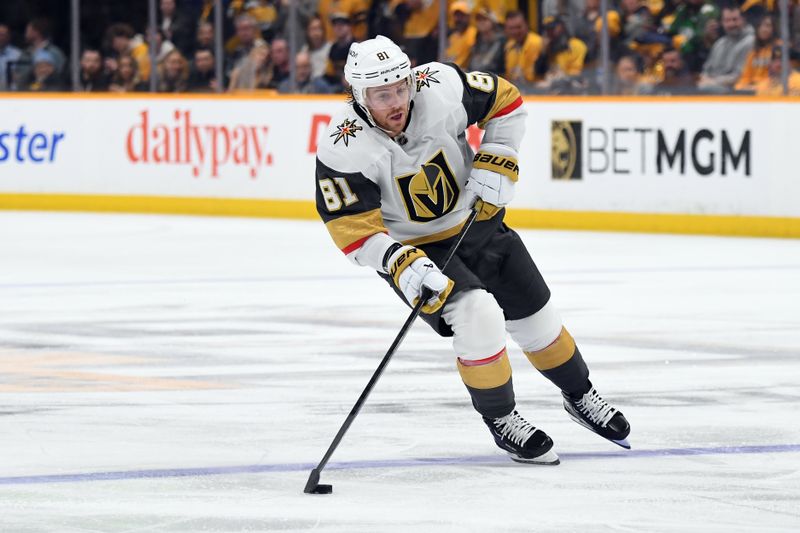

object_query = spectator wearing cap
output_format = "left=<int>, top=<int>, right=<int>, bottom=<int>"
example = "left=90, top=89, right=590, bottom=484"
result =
left=446, top=2, right=477, bottom=68
left=301, top=15, right=332, bottom=80
left=105, top=23, right=151, bottom=81
left=79, top=49, right=110, bottom=92
left=503, top=10, right=543, bottom=86
left=27, top=49, right=64, bottom=91
left=277, top=50, right=335, bottom=94
left=394, top=0, right=440, bottom=65
left=536, top=16, right=587, bottom=84
left=755, top=44, right=800, bottom=95
left=323, top=13, right=355, bottom=92
left=698, top=5, right=754, bottom=93
left=735, top=14, right=778, bottom=92
left=469, top=7, right=506, bottom=75
left=0, top=24, right=22, bottom=90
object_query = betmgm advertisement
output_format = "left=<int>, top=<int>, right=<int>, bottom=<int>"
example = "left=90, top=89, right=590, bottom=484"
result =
left=550, top=119, right=750, bottom=181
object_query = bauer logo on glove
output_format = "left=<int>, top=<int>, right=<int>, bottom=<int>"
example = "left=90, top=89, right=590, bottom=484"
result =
left=466, top=143, right=519, bottom=221
left=388, top=246, right=454, bottom=313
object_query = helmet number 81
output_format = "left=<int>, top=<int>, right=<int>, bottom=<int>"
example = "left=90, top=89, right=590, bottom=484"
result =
left=377, top=51, right=390, bottom=61
left=466, top=72, right=495, bottom=93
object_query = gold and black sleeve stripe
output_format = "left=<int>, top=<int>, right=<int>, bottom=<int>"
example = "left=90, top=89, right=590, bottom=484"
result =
left=477, top=77, right=523, bottom=128
left=445, top=62, right=523, bottom=129
left=316, top=157, right=387, bottom=254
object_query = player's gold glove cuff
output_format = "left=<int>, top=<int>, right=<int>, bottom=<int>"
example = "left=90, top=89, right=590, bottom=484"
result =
left=388, top=246, right=427, bottom=286
left=474, top=199, right=503, bottom=221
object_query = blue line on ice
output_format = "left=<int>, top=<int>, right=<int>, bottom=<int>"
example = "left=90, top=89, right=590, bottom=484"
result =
left=1, top=444, right=798, bottom=486
left=1, top=265, right=799, bottom=290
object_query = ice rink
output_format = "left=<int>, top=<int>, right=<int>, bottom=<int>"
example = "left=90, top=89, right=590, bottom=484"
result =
left=1, top=210, right=798, bottom=532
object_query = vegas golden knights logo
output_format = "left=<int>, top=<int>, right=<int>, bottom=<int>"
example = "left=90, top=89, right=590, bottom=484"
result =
left=551, top=120, right=582, bottom=180
left=396, top=150, right=460, bottom=222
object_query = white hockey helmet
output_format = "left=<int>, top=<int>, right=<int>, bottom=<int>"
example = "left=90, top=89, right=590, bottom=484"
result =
left=344, top=35, right=414, bottom=112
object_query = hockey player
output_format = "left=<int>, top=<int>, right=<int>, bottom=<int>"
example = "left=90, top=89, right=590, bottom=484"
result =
left=315, top=35, right=630, bottom=464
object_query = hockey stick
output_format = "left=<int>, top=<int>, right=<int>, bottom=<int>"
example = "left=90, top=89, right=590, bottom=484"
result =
left=304, top=208, right=479, bottom=494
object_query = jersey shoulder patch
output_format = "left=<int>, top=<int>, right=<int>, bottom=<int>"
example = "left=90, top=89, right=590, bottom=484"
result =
left=317, top=105, right=383, bottom=174
left=412, top=62, right=463, bottom=103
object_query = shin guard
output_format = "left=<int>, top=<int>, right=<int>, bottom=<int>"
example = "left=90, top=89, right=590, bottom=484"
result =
left=524, top=327, right=589, bottom=396
left=457, top=348, right=515, bottom=419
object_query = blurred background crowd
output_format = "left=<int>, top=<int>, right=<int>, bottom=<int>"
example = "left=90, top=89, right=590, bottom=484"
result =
left=1, top=0, right=799, bottom=96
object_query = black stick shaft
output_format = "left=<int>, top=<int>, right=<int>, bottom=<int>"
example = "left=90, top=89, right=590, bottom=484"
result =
left=304, top=209, right=479, bottom=491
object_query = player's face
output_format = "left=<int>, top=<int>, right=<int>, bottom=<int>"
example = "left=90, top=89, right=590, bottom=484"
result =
left=365, top=79, right=411, bottom=136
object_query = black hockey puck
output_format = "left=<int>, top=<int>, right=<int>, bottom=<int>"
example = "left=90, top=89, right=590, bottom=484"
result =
left=309, top=484, right=333, bottom=494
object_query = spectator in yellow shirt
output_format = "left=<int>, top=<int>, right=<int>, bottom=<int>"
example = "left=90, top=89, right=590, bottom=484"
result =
left=735, top=15, right=778, bottom=92
left=105, top=23, right=151, bottom=82
left=503, top=10, right=543, bottom=86
left=755, top=44, right=800, bottom=95
left=474, top=0, right=518, bottom=25
left=393, top=0, right=441, bottom=65
left=446, top=2, right=477, bottom=68
left=540, top=16, right=587, bottom=79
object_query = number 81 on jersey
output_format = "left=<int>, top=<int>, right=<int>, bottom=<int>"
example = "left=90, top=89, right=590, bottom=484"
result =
left=319, top=177, right=359, bottom=211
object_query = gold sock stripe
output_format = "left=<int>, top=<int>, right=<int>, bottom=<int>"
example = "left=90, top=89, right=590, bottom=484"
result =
left=525, top=327, right=576, bottom=371
left=457, top=350, right=512, bottom=389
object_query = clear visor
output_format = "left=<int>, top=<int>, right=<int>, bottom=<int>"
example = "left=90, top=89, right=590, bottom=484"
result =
left=364, top=78, right=412, bottom=111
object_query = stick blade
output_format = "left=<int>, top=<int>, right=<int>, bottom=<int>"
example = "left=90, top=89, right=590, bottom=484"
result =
left=303, top=469, right=332, bottom=494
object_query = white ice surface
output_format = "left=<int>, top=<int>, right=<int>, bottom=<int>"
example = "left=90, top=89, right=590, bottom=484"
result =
left=0, top=211, right=799, bottom=532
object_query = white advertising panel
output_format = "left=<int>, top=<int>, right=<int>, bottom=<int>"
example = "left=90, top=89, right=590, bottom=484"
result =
left=1, top=95, right=798, bottom=219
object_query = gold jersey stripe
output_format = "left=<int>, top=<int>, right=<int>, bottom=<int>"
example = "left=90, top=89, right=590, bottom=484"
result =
left=403, top=219, right=466, bottom=246
left=457, top=350, right=512, bottom=389
left=325, top=208, right=387, bottom=252
left=478, top=77, right=522, bottom=128
left=525, top=327, right=576, bottom=371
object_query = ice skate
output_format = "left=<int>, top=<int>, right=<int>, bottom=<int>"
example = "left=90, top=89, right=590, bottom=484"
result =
left=483, top=410, right=559, bottom=465
left=563, top=383, right=631, bottom=449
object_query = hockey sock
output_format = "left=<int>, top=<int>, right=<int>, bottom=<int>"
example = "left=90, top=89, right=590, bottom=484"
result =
left=457, top=348, right=516, bottom=419
left=524, top=327, right=590, bottom=396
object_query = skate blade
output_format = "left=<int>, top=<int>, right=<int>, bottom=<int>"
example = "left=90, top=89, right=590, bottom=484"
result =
left=611, top=438, right=631, bottom=449
left=508, top=449, right=560, bottom=465
left=567, top=412, right=631, bottom=449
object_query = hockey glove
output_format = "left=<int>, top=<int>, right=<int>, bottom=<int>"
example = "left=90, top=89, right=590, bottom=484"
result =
left=387, top=245, right=454, bottom=314
left=466, top=143, right=519, bottom=220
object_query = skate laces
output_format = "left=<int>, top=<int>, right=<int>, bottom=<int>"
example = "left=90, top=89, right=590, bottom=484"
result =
left=574, top=388, right=617, bottom=427
left=492, top=411, right=538, bottom=446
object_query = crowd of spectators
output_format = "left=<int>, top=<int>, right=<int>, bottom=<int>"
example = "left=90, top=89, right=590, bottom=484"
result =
left=1, top=0, right=799, bottom=96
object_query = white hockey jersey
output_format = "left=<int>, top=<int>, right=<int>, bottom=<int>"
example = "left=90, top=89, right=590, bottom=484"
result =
left=315, top=62, right=526, bottom=261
